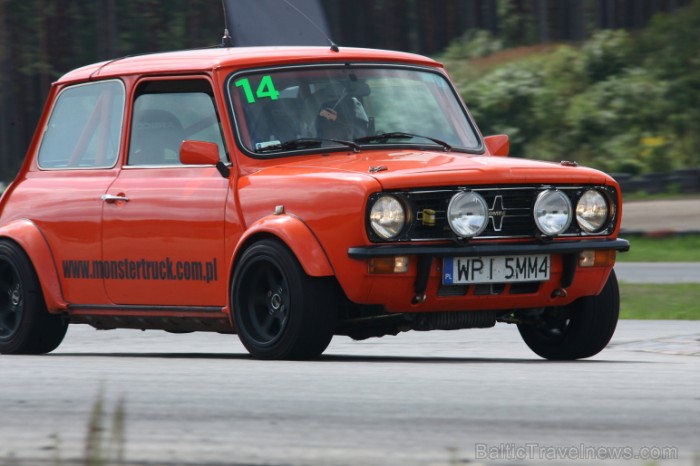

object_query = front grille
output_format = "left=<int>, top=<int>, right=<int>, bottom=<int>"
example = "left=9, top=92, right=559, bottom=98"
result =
left=409, top=187, right=537, bottom=240
left=369, top=185, right=618, bottom=242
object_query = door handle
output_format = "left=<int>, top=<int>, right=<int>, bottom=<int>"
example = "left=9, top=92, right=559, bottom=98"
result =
left=101, top=194, right=130, bottom=203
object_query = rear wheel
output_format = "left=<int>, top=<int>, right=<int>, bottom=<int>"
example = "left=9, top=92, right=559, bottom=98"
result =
left=0, top=240, right=68, bottom=354
left=232, top=239, right=336, bottom=360
left=517, top=270, right=619, bottom=360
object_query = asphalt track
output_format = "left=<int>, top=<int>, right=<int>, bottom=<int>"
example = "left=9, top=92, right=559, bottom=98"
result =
left=0, top=199, right=696, bottom=465
left=0, top=321, right=698, bottom=466
left=615, top=262, right=700, bottom=283
left=613, top=198, right=700, bottom=283
left=621, top=198, right=700, bottom=235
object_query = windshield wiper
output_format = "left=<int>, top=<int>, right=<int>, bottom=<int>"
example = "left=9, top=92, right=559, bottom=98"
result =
left=255, top=138, right=360, bottom=154
left=355, top=132, right=452, bottom=151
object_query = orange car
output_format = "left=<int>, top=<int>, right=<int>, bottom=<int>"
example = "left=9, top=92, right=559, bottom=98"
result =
left=0, top=46, right=628, bottom=360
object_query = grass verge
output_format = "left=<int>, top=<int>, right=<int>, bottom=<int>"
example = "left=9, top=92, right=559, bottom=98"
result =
left=619, top=283, right=700, bottom=320
left=617, top=235, right=700, bottom=262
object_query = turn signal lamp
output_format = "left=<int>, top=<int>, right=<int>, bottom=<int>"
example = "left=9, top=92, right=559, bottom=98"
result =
left=369, top=256, right=409, bottom=274
left=579, top=250, right=616, bottom=267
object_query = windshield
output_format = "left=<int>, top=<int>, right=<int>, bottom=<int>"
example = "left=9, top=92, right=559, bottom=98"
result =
left=228, top=66, right=481, bottom=156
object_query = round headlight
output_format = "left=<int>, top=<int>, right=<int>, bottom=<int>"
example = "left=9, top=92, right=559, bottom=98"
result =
left=534, top=190, right=572, bottom=236
left=370, top=195, right=406, bottom=239
left=576, top=190, right=609, bottom=233
left=447, top=191, right=489, bottom=238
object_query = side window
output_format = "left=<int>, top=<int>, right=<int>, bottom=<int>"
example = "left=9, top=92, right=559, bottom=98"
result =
left=38, top=80, right=125, bottom=169
left=128, top=80, right=226, bottom=166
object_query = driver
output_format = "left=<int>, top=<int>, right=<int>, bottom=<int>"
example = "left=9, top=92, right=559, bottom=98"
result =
left=316, top=96, right=369, bottom=141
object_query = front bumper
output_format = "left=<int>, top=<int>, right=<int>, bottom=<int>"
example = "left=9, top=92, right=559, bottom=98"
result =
left=347, top=238, right=630, bottom=311
left=348, top=238, right=630, bottom=259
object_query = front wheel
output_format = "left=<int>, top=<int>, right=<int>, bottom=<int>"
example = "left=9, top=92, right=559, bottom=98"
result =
left=0, top=240, right=68, bottom=354
left=232, top=239, right=336, bottom=360
left=517, top=270, right=619, bottom=360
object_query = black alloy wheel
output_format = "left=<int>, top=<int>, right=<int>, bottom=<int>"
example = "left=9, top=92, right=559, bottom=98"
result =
left=232, top=239, right=336, bottom=360
left=0, top=240, right=68, bottom=354
left=517, top=270, right=620, bottom=360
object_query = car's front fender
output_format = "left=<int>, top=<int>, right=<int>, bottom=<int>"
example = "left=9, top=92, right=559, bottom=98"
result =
left=233, top=214, right=335, bottom=278
left=0, top=219, right=68, bottom=312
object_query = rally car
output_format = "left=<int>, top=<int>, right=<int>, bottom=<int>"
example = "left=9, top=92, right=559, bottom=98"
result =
left=0, top=44, right=629, bottom=359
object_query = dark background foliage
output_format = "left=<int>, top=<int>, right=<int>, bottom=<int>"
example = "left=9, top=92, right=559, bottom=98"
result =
left=0, top=0, right=694, bottom=183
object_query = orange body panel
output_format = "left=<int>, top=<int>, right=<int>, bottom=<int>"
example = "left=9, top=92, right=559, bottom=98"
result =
left=1, top=170, right=118, bottom=305
left=101, top=166, right=229, bottom=306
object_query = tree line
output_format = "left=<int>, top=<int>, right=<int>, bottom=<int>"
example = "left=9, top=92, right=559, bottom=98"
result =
left=455, top=0, right=700, bottom=176
left=0, top=0, right=692, bottom=183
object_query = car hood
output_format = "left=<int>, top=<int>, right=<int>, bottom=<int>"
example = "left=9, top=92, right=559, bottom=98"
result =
left=282, top=150, right=613, bottom=189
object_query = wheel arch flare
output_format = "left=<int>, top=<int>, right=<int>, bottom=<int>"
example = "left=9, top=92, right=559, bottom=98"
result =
left=0, top=219, right=67, bottom=312
left=231, top=213, right=335, bottom=282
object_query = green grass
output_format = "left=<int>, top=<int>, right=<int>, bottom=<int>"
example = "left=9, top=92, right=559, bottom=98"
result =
left=618, top=235, right=700, bottom=262
left=617, top=232, right=700, bottom=321
left=620, top=283, right=700, bottom=320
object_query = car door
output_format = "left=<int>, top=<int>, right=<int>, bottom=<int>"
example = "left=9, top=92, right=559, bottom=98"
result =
left=101, top=78, right=230, bottom=307
left=27, top=80, right=125, bottom=305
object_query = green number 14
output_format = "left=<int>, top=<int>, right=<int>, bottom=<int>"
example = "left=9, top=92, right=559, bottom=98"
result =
left=234, top=76, right=280, bottom=104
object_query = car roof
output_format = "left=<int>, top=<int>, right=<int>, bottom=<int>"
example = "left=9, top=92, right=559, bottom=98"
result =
left=57, top=46, right=443, bottom=84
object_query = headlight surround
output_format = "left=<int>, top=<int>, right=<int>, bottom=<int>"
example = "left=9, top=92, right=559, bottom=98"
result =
left=576, top=189, right=609, bottom=233
left=447, top=191, right=489, bottom=238
left=534, top=190, right=572, bottom=236
left=369, top=195, right=406, bottom=239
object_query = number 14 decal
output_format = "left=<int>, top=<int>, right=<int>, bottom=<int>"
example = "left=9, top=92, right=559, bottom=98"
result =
left=234, top=76, right=280, bottom=104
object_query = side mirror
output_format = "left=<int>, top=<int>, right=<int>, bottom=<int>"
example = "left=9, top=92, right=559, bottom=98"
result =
left=180, top=140, right=220, bottom=165
left=484, top=135, right=509, bottom=157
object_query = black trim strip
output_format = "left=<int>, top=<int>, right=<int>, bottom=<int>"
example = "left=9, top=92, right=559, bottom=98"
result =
left=68, top=304, right=224, bottom=313
left=560, top=253, right=579, bottom=288
left=348, top=238, right=630, bottom=259
left=414, top=255, right=433, bottom=298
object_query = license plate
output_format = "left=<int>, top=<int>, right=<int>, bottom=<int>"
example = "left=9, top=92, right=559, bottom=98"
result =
left=442, top=254, right=550, bottom=285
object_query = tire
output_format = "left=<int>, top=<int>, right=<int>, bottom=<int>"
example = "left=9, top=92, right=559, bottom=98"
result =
left=231, top=239, right=336, bottom=360
left=517, top=270, right=619, bottom=360
left=0, top=240, right=68, bottom=354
